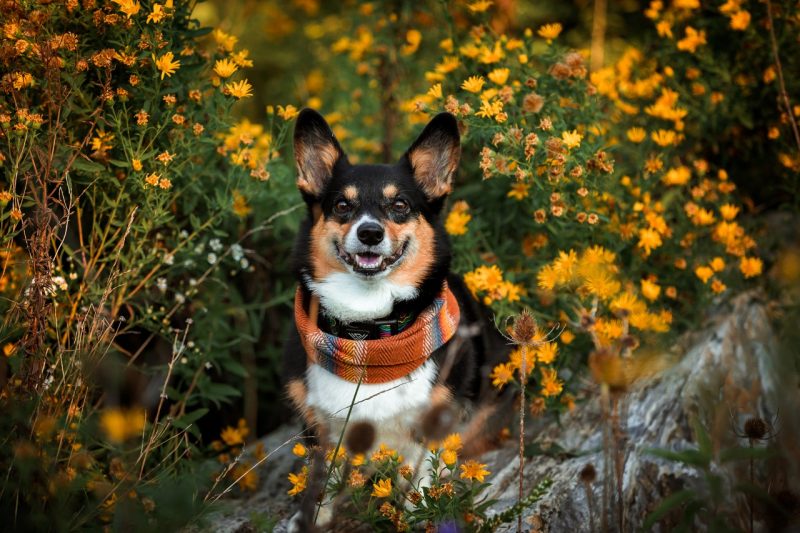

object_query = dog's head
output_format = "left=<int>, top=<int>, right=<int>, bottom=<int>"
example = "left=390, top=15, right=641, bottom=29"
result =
left=293, top=109, right=460, bottom=293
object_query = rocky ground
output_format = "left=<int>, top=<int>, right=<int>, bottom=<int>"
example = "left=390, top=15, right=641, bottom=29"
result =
left=205, top=292, right=798, bottom=532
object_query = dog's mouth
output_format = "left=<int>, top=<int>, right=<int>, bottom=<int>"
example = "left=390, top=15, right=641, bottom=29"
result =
left=336, top=241, right=408, bottom=276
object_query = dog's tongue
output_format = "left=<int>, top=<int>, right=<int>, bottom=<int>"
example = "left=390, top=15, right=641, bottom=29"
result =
left=355, top=253, right=382, bottom=269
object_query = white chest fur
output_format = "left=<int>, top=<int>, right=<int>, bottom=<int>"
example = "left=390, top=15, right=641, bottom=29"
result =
left=305, top=359, right=437, bottom=469
left=305, top=359, right=437, bottom=423
left=305, top=272, right=418, bottom=323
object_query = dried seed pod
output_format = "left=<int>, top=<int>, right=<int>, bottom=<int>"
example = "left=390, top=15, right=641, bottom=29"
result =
left=345, top=421, right=376, bottom=455
left=743, top=417, right=768, bottom=440
left=579, top=463, right=597, bottom=483
left=510, top=308, right=538, bottom=345
left=419, top=403, right=457, bottom=442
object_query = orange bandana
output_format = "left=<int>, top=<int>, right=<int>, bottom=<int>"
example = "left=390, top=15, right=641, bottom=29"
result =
left=295, top=283, right=461, bottom=384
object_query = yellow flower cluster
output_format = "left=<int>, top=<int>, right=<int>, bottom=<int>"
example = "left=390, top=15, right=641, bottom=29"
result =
left=445, top=200, right=471, bottom=235
left=463, top=264, right=524, bottom=305
left=218, top=120, right=273, bottom=179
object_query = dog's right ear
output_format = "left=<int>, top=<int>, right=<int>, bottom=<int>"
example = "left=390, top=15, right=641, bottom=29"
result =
left=294, top=108, right=346, bottom=197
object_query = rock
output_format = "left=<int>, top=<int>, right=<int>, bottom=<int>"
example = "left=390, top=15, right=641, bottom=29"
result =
left=205, top=292, right=793, bottom=532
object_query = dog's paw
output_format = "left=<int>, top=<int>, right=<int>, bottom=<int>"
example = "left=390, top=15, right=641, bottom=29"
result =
left=286, top=510, right=308, bottom=533
left=287, top=506, right=332, bottom=533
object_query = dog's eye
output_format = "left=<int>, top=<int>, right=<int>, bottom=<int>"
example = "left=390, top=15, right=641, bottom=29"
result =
left=334, top=199, right=351, bottom=215
left=392, top=199, right=410, bottom=215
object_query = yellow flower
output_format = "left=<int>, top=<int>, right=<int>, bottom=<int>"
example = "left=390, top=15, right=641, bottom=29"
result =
left=436, top=56, right=460, bottom=74
left=371, top=478, right=392, bottom=498
left=292, top=443, right=307, bottom=457
left=719, top=204, right=739, bottom=220
left=711, top=279, right=727, bottom=293
left=220, top=426, right=245, bottom=446
left=441, top=449, right=458, bottom=466
left=637, top=228, right=663, bottom=256
left=213, top=29, right=238, bottom=52
left=490, top=362, right=514, bottom=388
left=145, top=172, right=160, bottom=186
left=507, top=182, right=530, bottom=200
left=225, top=79, right=253, bottom=99
left=651, top=129, right=678, bottom=147
left=232, top=190, right=252, bottom=217
left=582, top=270, right=621, bottom=300
left=351, top=454, right=365, bottom=466
left=153, top=51, right=180, bottom=79
left=640, top=279, right=661, bottom=301
left=540, top=367, right=563, bottom=397
left=676, top=26, right=707, bottom=53
left=739, top=256, right=763, bottom=278
left=158, top=177, right=172, bottom=190
left=213, top=58, right=238, bottom=78
left=371, top=444, right=399, bottom=462
left=626, top=127, right=646, bottom=143
left=146, top=3, right=168, bottom=24
left=461, top=75, right=485, bottom=93
left=537, top=23, right=563, bottom=43
left=100, top=408, right=146, bottom=443
left=467, top=0, right=493, bottom=13
left=131, top=159, right=142, bottom=171
left=695, top=265, right=714, bottom=283
left=710, top=257, right=726, bottom=272
left=662, top=166, right=691, bottom=186
left=112, top=0, right=140, bottom=18
left=536, top=342, right=558, bottom=364
left=730, top=11, right=751, bottom=30
left=401, top=29, right=422, bottom=56
left=443, top=433, right=463, bottom=452
left=287, top=466, right=307, bottom=496
left=445, top=209, right=471, bottom=235
left=487, top=67, right=510, bottom=85
left=460, top=460, right=490, bottom=482
left=428, top=83, right=443, bottom=99
left=277, top=105, right=299, bottom=121
left=561, top=130, right=582, bottom=149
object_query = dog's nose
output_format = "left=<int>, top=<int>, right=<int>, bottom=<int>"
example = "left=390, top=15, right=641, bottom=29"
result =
left=357, top=222, right=384, bottom=245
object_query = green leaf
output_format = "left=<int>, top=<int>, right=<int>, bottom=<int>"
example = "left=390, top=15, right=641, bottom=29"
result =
left=72, top=158, right=107, bottom=173
left=719, top=446, right=772, bottom=463
left=645, top=447, right=710, bottom=468
left=642, top=489, right=696, bottom=530
left=691, top=416, right=712, bottom=458
left=172, top=408, right=209, bottom=430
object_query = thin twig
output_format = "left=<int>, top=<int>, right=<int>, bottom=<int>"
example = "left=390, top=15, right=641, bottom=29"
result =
left=765, top=0, right=800, bottom=153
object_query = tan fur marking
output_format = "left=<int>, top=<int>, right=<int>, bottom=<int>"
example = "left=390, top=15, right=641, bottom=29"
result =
left=386, top=217, right=435, bottom=287
left=310, top=217, right=349, bottom=280
left=287, top=379, right=307, bottom=409
left=287, top=378, right=324, bottom=430
left=382, top=184, right=398, bottom=198
left=408, top=144, right=460, bottom=198
left=460, top=404, right=502, bottom=458
left=295, top=141, right=340, bottom=196
left=343, top=185, right=358, bottom=201
left=430, top=384, right=454, bottom=406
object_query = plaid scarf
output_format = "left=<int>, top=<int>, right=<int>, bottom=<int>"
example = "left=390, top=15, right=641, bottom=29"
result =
left=294, top=283, right=461, bottom=384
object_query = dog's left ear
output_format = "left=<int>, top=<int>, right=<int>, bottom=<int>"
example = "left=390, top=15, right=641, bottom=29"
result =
left=294, top=108, right=346, bottom=198
left=401, top=112, right=461, bottom=200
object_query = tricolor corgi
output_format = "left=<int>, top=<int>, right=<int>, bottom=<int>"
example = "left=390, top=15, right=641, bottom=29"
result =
left=283, top=109, right=510, bottom=526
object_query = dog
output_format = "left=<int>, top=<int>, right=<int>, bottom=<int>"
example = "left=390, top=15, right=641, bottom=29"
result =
left=283, top=108, right=511, bottom=526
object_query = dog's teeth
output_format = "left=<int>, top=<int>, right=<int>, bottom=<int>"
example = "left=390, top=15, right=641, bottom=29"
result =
left=355, top=254, right=381, bottom=269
